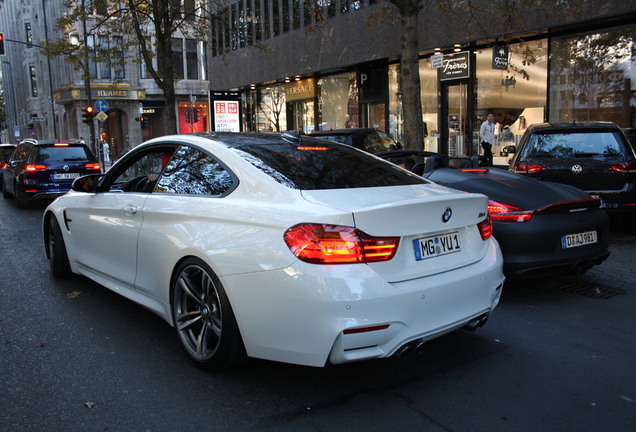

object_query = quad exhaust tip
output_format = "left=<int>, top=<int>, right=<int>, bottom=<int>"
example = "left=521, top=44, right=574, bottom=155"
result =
left=393, top=313, right=490, bottom=359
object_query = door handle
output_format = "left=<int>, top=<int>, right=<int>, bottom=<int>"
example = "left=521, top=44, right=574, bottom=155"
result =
left=123, top=205, right=138, bottom=216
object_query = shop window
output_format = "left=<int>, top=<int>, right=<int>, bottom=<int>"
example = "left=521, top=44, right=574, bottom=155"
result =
left=475, top=39, right=548, bottom=148
left=318, top=72, right=358, bottom=130
left=257, top=86, right=287, bottom=131
left=549, top=25, right=636, bottom=127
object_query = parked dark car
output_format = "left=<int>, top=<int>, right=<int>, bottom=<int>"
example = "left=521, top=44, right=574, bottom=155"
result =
left=510, top=122, right=636, bottom=216
left=377, top=150, right=610, bottom=279
left=309, top=128, right=401, bottom=153
left=0, top=143, right=17, bottom=189
left=2, top=139, right=101, bottom=207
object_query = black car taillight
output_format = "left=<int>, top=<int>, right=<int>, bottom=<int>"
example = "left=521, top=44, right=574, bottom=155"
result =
left=512, top=162, right=545, bottom=173
left=609, top=161, right=636, bottom=173
left=487, top=201, right=534, bottom=223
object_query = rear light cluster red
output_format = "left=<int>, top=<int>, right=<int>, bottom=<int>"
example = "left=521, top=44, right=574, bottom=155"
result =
left=26, top=164, right=48, bottom=171
left=477, top=216, right=493, bottom=240
left=609, top=160, right=636, bottom=173
left=284, top=224, right=399, bottom=264
left=488, top=201, right=534, bottom=222
left=513, top=162, right=545, bottom=173
left=85, top=163, right=101, bottom=171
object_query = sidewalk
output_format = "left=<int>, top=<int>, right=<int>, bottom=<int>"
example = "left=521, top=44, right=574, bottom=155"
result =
left=586, top=225, right=636, bottom=287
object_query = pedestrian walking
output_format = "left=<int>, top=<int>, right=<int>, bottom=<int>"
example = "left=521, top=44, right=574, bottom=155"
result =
left=479, top=113, right=495, bottom=166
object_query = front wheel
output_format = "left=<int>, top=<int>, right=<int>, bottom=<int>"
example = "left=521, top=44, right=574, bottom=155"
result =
left=48, top=216, right=72, bottom=278
left=171, top=258, right=246, bottom=371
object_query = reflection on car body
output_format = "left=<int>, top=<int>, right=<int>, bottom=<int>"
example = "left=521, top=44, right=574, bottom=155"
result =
left=43, top=132, right=504, bottom=370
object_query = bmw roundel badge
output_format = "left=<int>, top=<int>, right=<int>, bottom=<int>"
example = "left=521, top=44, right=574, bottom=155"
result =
left=442, top=207, right=452, bottom=223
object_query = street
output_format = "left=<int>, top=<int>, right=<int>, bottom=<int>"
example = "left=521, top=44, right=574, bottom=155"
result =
left=1, top=197, right=635, bottom=432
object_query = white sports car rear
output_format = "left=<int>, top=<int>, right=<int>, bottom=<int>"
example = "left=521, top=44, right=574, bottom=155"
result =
left=43, top=132, right=504, bottom=369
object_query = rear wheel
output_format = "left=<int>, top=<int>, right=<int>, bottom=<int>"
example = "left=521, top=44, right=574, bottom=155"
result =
left=14, top=182, right=28, bottom=208
left=171, top=258, right=246, bottom=371
left=48, top=216, right=72, bottom=278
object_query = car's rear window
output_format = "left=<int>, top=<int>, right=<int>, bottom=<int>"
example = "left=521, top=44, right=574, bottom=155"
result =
left=232, top=142, right=427, bottom=190
left=36, top=145, right=92, bottom=162
left=314, top=134, right=354, bottom=146
left=521, top=131, right=626, bottom=159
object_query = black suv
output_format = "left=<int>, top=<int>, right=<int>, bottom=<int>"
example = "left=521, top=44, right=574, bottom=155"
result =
left=510, top=122, right=636, bottom=215
left=2, top=139, right=100, bottom=207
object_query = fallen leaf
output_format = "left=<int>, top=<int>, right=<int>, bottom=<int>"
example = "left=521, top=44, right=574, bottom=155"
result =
left=66, top=291, right=83, bottom=299
left=84, top=402, right=95, bottom=409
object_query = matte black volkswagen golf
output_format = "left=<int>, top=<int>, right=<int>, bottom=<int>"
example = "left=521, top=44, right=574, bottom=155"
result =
left=510, top=122, right=636, bottom=216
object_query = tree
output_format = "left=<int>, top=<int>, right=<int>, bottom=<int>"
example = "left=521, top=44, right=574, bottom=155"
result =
left=43, top=0, right=211, bottom=135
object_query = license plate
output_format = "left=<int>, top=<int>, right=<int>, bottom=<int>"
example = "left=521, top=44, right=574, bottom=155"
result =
left=561, top=230, right=598, bottom=249
left=52, top=173, right=80, bottom=180
left=413, top=231, right=461, bottom=260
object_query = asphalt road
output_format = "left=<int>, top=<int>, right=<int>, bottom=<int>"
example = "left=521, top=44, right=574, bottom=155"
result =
left=1, top=197, right=635, bottom=432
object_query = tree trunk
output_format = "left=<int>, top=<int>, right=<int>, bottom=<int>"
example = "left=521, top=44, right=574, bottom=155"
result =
left=393, top=0, right=424, bottom=150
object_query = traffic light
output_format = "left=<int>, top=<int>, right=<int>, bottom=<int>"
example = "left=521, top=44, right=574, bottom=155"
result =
left=192, top=108, right=200, bottom=123
left=184, top=108, right=191, bottom=123
left=140, top=117, right=148, bottom=128
left=0, top=33, right=5, bottom=56
left=81, top=106, right=95, bottom=124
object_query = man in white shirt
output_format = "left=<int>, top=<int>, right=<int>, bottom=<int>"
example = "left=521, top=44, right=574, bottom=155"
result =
left=479, top=113, right=495, bottom=166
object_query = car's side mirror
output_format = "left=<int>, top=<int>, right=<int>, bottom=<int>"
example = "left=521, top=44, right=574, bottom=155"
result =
left=71, top=174, right=102, bottom=193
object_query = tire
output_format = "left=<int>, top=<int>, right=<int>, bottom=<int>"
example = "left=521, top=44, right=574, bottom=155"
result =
left=14, top=182, right=28, bottom=208
left=48, top=216, right=72, bottom=278
left=171, top=258, right=246, bottom=371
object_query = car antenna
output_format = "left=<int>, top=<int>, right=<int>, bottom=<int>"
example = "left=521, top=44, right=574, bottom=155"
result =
left=282, top=130, right=302, bottom=143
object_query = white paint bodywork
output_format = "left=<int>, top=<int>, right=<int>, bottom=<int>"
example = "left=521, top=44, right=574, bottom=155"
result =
left=44, top=134, right=505, bottom=367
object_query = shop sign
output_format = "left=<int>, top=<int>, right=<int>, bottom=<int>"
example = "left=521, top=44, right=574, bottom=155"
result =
left=492, top=44, right=509, bottom=70
left=285, top=79, right=315, bottom=102
left=213, top=100, right=240, bottom=132
left=430, top=53, right=443, bottom=69
left=440, top=52, right=470, bottom=81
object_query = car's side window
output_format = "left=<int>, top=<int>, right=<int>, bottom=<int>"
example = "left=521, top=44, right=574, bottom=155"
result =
left=108, top=150, right=174, bottom=193
left=154, top=145, right=235, bottom=196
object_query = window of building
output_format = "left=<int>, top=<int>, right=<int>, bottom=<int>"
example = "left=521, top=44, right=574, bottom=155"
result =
left=549, top=24, right=635, bottom=128
left=318, top=72, right=358, bottom=130
left=113, top=36, right=125, bottom=79
left=98, top=36, right=111, bottom=79
left=25, top=23, right=33, bottom=48
left=172, top=38, right=184, bottom=79
left=283, top=0, right=290, bottom=32
left=186, top=39, right=199, bottom=80
left=303, top=0, right=312, bottom=27
left=273, top=0, right=281, bottom=36
left=254, top=0, right=262, bottom=41
left=292, top=0, right=301, bottom=29
left=29, top=66, right=38, bottom=97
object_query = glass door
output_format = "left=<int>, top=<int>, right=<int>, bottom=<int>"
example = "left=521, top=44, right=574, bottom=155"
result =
left=291, top=100, right=315, bottom=133
left=444, top=83, right=468, bottom=156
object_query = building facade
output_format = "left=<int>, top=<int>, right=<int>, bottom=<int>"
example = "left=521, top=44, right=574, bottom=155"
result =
left=0, top=0, right=210, bottom=162
left=207, top=0, right=636, bottom=156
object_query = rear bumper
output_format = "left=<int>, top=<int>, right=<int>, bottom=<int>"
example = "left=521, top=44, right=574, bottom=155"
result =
left=223, top=239, right=504, bottom=367
left=494, top=209, right=610, bottom=279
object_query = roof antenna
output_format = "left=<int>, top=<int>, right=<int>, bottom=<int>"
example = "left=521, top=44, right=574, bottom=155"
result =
left=282, top=130, right=302, bottom=143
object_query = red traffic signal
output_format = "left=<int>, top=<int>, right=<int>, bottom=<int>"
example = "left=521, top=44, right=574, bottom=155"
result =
left=81, top=106, right=95, bottom=124
left=0, top=33, right=6, bottom=56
